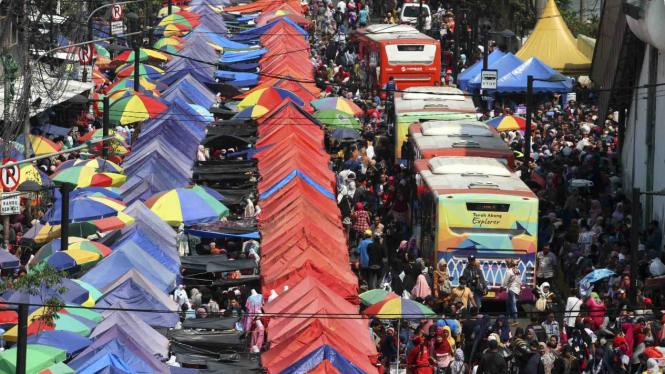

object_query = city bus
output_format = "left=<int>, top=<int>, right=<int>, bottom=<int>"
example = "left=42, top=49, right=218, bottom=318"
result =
left=351, top=24, right=441, bottom=91
left=394, top=86, right=476, bottom=160
left=414, top=156, right=538, bottom=300
left=409, top=120, right=515, bottom=169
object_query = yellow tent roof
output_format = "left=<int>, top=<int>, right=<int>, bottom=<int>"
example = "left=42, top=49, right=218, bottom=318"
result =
left=515, top=0, right=591, bottom=75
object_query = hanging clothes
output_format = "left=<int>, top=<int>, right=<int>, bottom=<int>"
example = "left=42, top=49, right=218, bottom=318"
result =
left=243, top=292, right=263, bottom=331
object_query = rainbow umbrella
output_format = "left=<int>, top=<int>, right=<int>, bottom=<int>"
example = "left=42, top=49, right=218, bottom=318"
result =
left=0, top=345, right=67, bottom=372
left=91, top=69, right=109, bottom=86
left=153, top=37, right=185, bottom=49
left=183, top=185, right=225, bottom=200
left=33, top=249, right=102, bottom=272
left=111, top=48, right=169, bottom=64
left=41, top=195, right=126, bottom=225
left=30, top=237, right=112, bottom=265
left=108, top=76, right=168, bottom=93
left=22, top=211, right=133, bottom=244
left=95, top=55, right=111, bottom=67
left=107, top=88, right=161, bottom=101
left=115, top=63, right=165, bottom=79
left=144, top=188, right=229, bottom=226
left=310, top=97, right=363, bottom=116
left=107, top=94, right=168, bottom=125
left=94, top=43, right=110, bottom=58
left=27, top=134, right=61, bottom=156
left=237, top=87, right=304, bottom=110
left=50, top=166, right=126, bottom=188
left=38, top=362, right=75, bottom=374
left=154, top=23, right=191, bottom=37
left=359, top=289, right=400, bottom=307
left=75, top=131, right=128, bottom=150
left=362, top=297, right=436, bottom=319
left=483, top=115, right=536, bottom=131
left=17, top=163, right=54, bottom=191
left=158, top=13, right=200, bottom=28
left=232, top=105, right=269, bottom=120
left=56, top=158, right=124, bottom=174
left=28, top=305, right=102, bottom=324
left=158, top=44, right=183, bottom=55
left=313, top=109, right=361, bottom=129
left=72, top=280, right=102, bottom=302
left=2, top=313, right=97, bottom=342
left=157, top=5, right=182, bottom=17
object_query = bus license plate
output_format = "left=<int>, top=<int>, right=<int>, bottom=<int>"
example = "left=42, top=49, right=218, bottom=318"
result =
left=485, top=292, right=495, bottom=298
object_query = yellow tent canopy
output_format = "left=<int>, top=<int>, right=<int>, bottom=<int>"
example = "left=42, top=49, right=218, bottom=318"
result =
left=515, top=0, right=591, bottom=76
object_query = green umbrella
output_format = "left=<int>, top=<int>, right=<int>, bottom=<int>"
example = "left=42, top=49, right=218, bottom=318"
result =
left=313, top=109, right=361, bottom=129
left=0, top=345, right=66, bottom=374
left=94, top=43, right=110, bottom=58
left=38, top=362, right=75, bottom=374
left=64, top=304, right=103, bottom=322
left=359, top=289, right=400, bottom=307
left=72, top=279, right=103, bottom=301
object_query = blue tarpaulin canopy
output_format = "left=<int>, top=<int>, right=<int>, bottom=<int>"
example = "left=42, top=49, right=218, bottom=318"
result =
left=122, top=174, right=176, bottom=204
left=216, top=70, right=259, bottom=82
left=159, top=76, right=216, bottom=108
left=467, top=53, right=524, bottom=90
left=27, top=331, right=92, bottom=357
left=111, top=231, right=180, bottom=275
left=280, top=345, right=368, bottom=374
left=159, top=61, right=215, bottom=86
left=184, top=27, right=252, bottom=50
left=1, top=278, right=90, bottom=307
left=89, top=310, right=169, bottom=358
left=220, top=48, right=269, bottom=64
left=121, top=158, right=190, bottom=192
left=494, top=57, right=573, bottom=93
left=72, top=352, right=139, bottom=374
left=457, top=49, right=505, bottom=91
left=33, top=124, right=71, bottom=136
left=232, top=18, right=308, bottom=41
left=260, top=170, right=335, bottom=201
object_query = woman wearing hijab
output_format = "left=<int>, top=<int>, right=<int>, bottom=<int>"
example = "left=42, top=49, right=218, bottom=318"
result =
left=431, top=330, right=453, bottom=369
left=470, top=314, right=491, bottom=364
left=494, top=315, right=511, bottom=344
left=406, top=335, right=434, bottom=374
left=586, top=292, right=606, bottom=328
left=196, top=145, right=208, bottom=161
left=621, top=322, right=635, bottom=356
left=612, top=202, right=624, bottom=225
left=190, top=288, right=202, bottom=309
left=539, top=342, right=556, bottom=374
left=554, top=344, right=582, bottom=374
left=448, top=348, right=469, bottom=374
left=411, top=274, right=432, bottom=300
left=380, top=327, right=398, bottom=368
left=407, top=236, right=418, bottom=258
left=441, top=325, right=456, bottom=351
left=589, top=200, right=602, bottom=222
left=433, top=259, right=451, bottom=301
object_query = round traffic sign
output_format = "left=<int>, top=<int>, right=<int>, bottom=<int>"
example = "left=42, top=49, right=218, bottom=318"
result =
left=78, top=44, right=94, bottom=65
left=111, top=4, right=123, bottom=21
left=1, top=158, right=20, bottom=192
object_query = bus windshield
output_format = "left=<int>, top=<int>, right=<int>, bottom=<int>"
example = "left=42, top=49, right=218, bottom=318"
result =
left=385, top=44, right=437, bottom=65
left=403, top=5, right=430, bottom=17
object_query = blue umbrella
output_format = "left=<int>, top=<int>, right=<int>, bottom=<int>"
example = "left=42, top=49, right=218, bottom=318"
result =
left=40, top=195, right=125, bottom=225
left=69, top=187, right=123, bottom=200
left=183, top=185, right=225, bottom=201
left=578, top=269, right=615, bottom=284
left=1, top=278, right=91, bottom=307
left=0, top=250, right=19, bottom=269
left=27, top=331, right=92, bottom=357
left=331, top=128, right=361, bottom=140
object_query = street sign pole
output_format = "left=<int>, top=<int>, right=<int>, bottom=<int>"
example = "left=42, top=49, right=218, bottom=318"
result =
left=111, top=4, right=124, bottom=36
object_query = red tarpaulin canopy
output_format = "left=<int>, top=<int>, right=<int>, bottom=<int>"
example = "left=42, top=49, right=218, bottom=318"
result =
left=264, top=276, right=358, bottom=315
left=224, top=0, right=300, bottom=14
left=261, top=236, right=348, bottom=270
left=261, top=248, right=355, bottom=282
left=258, top=155, right=336, bottom=194
left=254, top=139, right=328, bottom=165
left=259, top=203, right=343, bottom=240
left=260, top=212, right=343, bottom=243
left=257, top=123, right=324, bottom=148
left=259, top=179, right=340, bottom=220
left=256, top=99, right=320, bottom=127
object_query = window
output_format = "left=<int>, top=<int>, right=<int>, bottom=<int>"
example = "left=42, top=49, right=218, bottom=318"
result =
left=385, top=44, right=436, bottom=65
left=402, top=5, right=430, bottom=18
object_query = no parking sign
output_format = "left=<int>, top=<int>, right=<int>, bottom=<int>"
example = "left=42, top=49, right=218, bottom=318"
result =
left=1, top=159, right=20, bottom=192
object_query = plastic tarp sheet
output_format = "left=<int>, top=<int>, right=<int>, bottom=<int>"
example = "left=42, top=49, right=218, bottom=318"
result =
left=160, top=75, right=216, bottom=109
left=233, top=18, right=307, bottom=42
left=74, top=353, right=138, bottom=374
left=180, top=255, right=228, bottom=271
left=259, top=193, right=342, bottom=233
left=467, top=53, right=524, bottom=90
left=495, top=57, right=573, bottom=93
left=260, top=169, right=335, bottom=200
left=181, top=317, right=240, bottom=330
left=26, top=331, right=91, bottom=357
left=220, top=48, right=269, bottom=63
left=263, top=276, right=357, bottom=316
left=89, top=311, right=169, bottom=357
left=0, top=250, right=19, bottom=269
left=258, top=153, right=335, bottom=193
left=260, top=217, right=343, bottom=249
left=457, top=49, right=505, bottom=91
left=160, top=62, right=215, bottom=86
left=1, top=278, right=90, bottom=306
left=95, top=280, right=179, bottom=327
left=514, top=0, right=591, bottom=74
left=69, top=325, right=169, bottom=373
left=184, top=229, right=260, bottom=240
left=206, top=258, right=258, bottom=272
left=184, top=27, right=252, bottom=50
left=79, top=244, right=177, bottom=294
left=278, top=345, right=369, bottom=374
left=122, top=201, right=177, bottom=245
left=99, top=269, right=179, bottom=312
left=112, top=231, right=180, bottom=274
left=122, top=175, right=173, bottom=205
left=121, top=156, right=191, bottom=192
left=216, top=70, right=259, bottom=82
left=168, top=330, right=245, bottom=349
left=224, top=0, right=297, bottom=15
left=197, top=14, right=228, bottom=34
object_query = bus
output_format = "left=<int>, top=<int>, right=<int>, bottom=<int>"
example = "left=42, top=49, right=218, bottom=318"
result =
left=414, top=156, right=537, bottom=300
left=409, top=120, right=516, bottom=169
left=352, top=24, right=440, bottom=91
left=394, top=86, right=476, bottom=160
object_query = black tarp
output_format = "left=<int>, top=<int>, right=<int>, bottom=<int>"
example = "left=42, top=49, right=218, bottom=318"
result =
left=208, top=119, right=252, bottom=127
left=205, top=125, right=256, bottom=138
left=206, top=259, right=257, bottom=273
left=201, top=134, right=256, bottom=148
left=193, top=164, right=258, bottom=175
left=211, top=275, right=260, bottom=287
left=180, top=255, right=229, bottom=271
left=169, top=330, right=245, bottom=349
left=182, top=317, right=240, bottom=330
left=193, top=174, right=255, bottom=182
left=194, top=218, right=257, bottom=233
left=205, top=358, right=261, bottom=373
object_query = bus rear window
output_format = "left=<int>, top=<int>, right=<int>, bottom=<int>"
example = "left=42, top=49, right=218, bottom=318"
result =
left=403, top=6, right=430, bottom=17
left=385, top=44, right=436, bottom=65
left=466, top=203, right=510, bottom=212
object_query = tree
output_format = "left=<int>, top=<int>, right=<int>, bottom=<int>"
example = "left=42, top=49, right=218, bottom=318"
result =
left=556, top=0, right=600, bottom=38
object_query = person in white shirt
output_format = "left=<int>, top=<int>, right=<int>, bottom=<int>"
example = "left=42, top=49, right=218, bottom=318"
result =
left=337, top=0, right=346, bottom=13
left=500, top=259, right=522, bottom=326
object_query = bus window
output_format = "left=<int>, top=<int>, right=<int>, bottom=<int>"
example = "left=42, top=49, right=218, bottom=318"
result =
left=385, top=44, right=437, bottom=65
left=403, top=5, right=430, bottom=18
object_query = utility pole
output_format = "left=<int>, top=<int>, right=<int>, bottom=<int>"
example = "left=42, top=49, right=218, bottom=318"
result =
left=168, top=0, right=173, bottom=16
left=522, top=75, right=533, bottom=181
left=417, top=0, right=424, bottom=32
left=133, top=43, right=140, bottom=92
left=2, top=7, right=12, bottom=253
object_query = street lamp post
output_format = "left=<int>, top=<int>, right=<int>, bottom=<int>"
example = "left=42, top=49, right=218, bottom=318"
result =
left=629, top=187, right=665, bottom=307
left=522, top=74, right=566, bottom=180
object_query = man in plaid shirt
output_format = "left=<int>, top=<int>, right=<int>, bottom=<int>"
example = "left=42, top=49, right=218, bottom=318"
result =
left=541, top=312, right=560, bottom=340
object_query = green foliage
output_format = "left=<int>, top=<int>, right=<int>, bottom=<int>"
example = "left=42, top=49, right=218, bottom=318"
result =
left=0, top=265, right=69, bottom=327
left=555, top=0, right=600, bottom=38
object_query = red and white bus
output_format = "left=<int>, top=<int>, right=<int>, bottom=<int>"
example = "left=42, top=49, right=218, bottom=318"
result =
left=351, top=24, right=441, bottom=90
left=408, top=120, right=516, bottom=169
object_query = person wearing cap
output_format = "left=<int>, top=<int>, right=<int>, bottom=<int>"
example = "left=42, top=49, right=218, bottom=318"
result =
left=476, top=339, right=507, bottom=374
left=462, top=255, right=487, bottom=310
left=355, top=230, right=373, bottom=285
left=367, top=232, right=387, bottom=289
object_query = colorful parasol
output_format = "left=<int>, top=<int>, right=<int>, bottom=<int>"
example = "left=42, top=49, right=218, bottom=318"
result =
left=50, top=166, right=126, bottom=188
left=93, top=44, right=110, bottom=58
left=237, top=87, right=304, bottom=110
left=158, top=44, right=184, bottom=55
left=90, top=92, right=108, bottom=117
left=153, top=37, right=185, bottom=49
left=0, top=345, right=67, bottom=372
left=2, top=313, right=98, bottom=341
left=91, top=69, right=109, bottom=86
left=310, top=97, right=363, bottom=116
left=144, top=188, right=229, bottom=226
left=362, top=297, right=437, bottom=319
left=29, top=305, right=102, bottom=324
left=91, top=138, right=130, bottom=156
left=107, top=94, right=168, bottom=124
left=37, top=362, right=75, bottom=374
left=107, top=88, right=161, bottom=101
left=95, top=55, right=112, bottom=67
left=17, top=163, right=54, bottom=191
left=75, top=131, right=128, bottom=151
left=40, top=195, right=126, bottom=225
left=27, top=134, right=61, bottom=156
left=359, top=289, right=400, bottom=307
left=483, top=115, right=536, bottom=131
left=313, top=109, right=361, bottom=129
left=71, top=280, right=102, bottom=302
left=33, top=249, right=102, bottom=272
left=111, top=48, right=169, bottom=64
left=108, top=76, right=169, bottom=94
left=158, top=13, right=200, bottom=29
left=154, top=23, right=191, bottom=37
left=21, top=215, right=132, bottom=243
left=115, top=63, right=165, bottom=80
left=157, top=5, right=182, bottom=17
left=30, top=237, right=112, bottom=266
left=232, top=105, right=269, bottom=120
left=183, top=185, right=225, bottom=200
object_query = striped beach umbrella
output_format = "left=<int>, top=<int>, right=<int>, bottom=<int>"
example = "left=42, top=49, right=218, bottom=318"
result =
left=144, top=188, right=229, bottom=226
left=237, top=87, right=304, bottom=110
left=153, top=36, right=185, bottom=49
left=115, top=63, right=165, bottom=79
left=483, top=115, right=536, bottom=131
left=232, top=105, right=269, bottom=120
left=50, top=166, right=126, bottom=188
left=107, top=94, right=168, bottom=125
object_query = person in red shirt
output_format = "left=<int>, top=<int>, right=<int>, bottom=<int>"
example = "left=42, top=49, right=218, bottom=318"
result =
left=407, top=336, right=434, bottom=374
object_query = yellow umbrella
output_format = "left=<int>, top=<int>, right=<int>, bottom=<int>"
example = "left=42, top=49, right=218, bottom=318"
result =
left=157, top=5, right=182, bottom=17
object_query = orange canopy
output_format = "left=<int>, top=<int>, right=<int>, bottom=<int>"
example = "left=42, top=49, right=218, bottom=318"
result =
left=264, top=276, right=357, bottom=315
left=224, top=0, right=300, bottom=14
left=257, top=122, right=324, bottom=148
